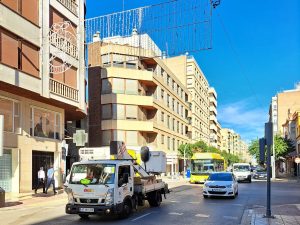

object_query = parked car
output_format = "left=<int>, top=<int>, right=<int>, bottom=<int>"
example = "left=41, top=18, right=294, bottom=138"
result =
left=203, top=172, right=238, bottom=199
left=252, top=167, right=267, bottom=180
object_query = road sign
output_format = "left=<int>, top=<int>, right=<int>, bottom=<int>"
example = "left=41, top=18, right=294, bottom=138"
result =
left=73, top=130, right=88, bottom=147
left=295, top=158, right=300, bottom=164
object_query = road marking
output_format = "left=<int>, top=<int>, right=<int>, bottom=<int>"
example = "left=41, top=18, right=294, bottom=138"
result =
left=169, top=212, right=183, bottom=216
left=131, top=212, right=153, bottom=222
left=195, top=214, right=210, bottom=218
left=223, top=216, right=238, bottom=220
left=188, top=202, right=199, bottom=204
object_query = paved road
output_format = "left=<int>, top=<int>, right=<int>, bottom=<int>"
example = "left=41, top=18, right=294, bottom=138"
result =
left=1, top=180, right=300, bottom=225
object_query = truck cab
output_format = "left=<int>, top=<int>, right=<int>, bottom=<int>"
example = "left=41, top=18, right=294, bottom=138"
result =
left=65, top=160, right=136, bottom=218
left=232, top=163, right=252, bottom=183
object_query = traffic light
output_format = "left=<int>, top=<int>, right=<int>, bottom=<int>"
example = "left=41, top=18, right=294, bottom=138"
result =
left=259, top=138, right=266, bottom=164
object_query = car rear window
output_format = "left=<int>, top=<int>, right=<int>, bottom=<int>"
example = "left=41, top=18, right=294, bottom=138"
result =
left=208, top=173, right=233, bottom=181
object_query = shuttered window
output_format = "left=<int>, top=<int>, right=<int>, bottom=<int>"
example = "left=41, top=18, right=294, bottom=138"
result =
left=113, top=104, right=125, bottom=120
left=64, top=66, right=77, bottom=88
left=1, top=30, right=19, bottom=69
left=102, top=104, right=112, bottom=120
left=22, top=0, right=39, bottom=25
left=101, top=79, right=112, bottom=94
left=126, top=131, right=138, bottom=145
left=112, top=78, right=124, bottom=94
left=125, top=80, right=138, bottom=95
left=21, top=41, right=39, bottom=77
left=113, top=130, right=125, bottom=142
left=126, top=105, right=138, bottom=120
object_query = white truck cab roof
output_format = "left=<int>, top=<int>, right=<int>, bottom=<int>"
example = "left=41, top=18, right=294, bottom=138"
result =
left=73, top=160, right=132, bottom=166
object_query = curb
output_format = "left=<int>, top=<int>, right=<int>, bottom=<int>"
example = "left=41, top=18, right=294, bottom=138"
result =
left=240, top=209, right=252, bottom=225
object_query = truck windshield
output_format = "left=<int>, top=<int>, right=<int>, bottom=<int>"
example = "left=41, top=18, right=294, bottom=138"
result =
left=233, top=165, right=250, bottom=172
left=69, top=164, right=115, bottom=185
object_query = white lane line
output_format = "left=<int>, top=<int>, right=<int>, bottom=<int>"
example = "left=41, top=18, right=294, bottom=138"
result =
left=195, top=214, right=210, bottom=218
left=131, top=212, right=153, bottom=222
left=169, top=212, right=184, bottom=216
left=223, top=216, right=238, bottom=220
left=188, top=202, right=199, bottom=204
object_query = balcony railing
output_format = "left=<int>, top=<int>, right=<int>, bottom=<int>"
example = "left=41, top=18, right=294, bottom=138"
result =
left=57, top=0, right=78, bottom=16
left=50, top=78, right=78, bottom=102
left=49, top=31, right=78, bottom=60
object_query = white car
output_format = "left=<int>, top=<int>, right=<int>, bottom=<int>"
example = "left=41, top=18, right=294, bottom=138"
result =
left=203, top=172, right=238, bottom=199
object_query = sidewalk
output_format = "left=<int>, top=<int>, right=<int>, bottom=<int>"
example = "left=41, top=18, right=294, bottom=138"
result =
left=161, top=176, right=192, bottom=189
left=3, top=189, right=65, bottom=208
left=241, top=204, right=300, bottom=225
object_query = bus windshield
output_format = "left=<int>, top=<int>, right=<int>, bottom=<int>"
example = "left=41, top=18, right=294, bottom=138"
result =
left=191, top=159, right=224, bottom=175
left=70, top=164, right=116, bottom=185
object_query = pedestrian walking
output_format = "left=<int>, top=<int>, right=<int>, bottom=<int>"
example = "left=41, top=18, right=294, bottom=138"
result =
left=45, top=164, right=57, bottom=195
left=34, top=167, right=45, bottom=194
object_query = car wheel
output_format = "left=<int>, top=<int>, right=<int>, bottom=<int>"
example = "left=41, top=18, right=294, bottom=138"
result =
left=236, top=190, right=239, bottom=196
left=249, top=178, right=252, bottom=183
left=203, top=195, right=208, bottom=199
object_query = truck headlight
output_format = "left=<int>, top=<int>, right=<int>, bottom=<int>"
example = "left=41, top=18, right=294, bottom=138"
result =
left=105, top=188, right=114, bottom=205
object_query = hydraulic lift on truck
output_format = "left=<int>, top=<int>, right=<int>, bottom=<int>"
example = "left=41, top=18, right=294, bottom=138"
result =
left=65, top=141, right=169, bottom=219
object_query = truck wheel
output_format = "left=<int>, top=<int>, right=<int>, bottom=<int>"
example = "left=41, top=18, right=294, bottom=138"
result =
left=119, top=199, right=132, bottom=219
left=79, top=214, right=89, bottom=219
left=148, top=191, right=161, bottom=207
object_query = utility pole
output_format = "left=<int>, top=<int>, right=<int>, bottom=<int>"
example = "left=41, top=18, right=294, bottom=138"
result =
left=265, top=122, right=274, bottom=218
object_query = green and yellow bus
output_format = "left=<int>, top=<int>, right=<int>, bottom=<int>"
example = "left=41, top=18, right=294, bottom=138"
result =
left=189, top=153, right=226, bottom=184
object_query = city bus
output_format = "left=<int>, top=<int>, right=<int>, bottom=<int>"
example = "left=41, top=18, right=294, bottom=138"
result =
left=189, top=152, right=226, bottom=184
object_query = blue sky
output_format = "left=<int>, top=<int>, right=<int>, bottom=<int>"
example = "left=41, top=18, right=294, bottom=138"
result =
left=86, top=0, right=300, bottom=142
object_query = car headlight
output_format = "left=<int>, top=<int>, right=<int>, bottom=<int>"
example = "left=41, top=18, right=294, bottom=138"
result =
left=105, top=188, right=114, bottom=205
left=204, top=183, right=209, bottom=187
left=226, top=184, right=233, bottom=188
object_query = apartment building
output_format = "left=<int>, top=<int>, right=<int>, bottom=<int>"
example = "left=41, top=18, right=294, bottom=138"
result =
left=163, top=55, right=210, bottom=143
left=0, top=0, right=86, bottom=193
left=269, top=83, right=300, bottom=135
left=88, top=32, right=191, bottom=175
left=216, top=121, right=222, bottom=149
left=208, top=88, right=218, bottom=148
left=221, top=128, right=239, bottom=155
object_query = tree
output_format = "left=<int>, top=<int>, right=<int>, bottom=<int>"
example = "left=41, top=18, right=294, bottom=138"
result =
left=178, top=143, right=194, bottom=158
left=248, top=135, right=296, bottom=161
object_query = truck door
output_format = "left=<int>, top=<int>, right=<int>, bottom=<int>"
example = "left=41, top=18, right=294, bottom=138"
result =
left=117, top=165, right=134, bottom=203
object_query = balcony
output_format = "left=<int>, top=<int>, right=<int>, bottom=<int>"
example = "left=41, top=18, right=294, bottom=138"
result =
left=210, top=115, right=217, bottom=123
left=57, top=0, right=78, bottom=16
left=50, top=78, right=78, bottom=102
left=49, top=31, right=78, bottom=60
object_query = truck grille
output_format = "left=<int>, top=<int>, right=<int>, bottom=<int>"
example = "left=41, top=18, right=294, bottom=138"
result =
left=80, top=199, right=99, bottom=204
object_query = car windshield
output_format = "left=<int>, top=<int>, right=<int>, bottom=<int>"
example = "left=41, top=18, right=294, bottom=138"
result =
left=69, top=164, right=115, bottom=185
left=233, top=165, right=250, bottom=172
left=208, top=173, right=233, bottom=181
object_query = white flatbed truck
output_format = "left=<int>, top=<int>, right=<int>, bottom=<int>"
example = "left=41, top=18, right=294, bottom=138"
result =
left=65, top=143, right=169, bottom=219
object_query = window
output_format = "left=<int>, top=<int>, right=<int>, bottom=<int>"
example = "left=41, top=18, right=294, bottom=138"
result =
left=177, top=121, right=180, bottom=133
left=1, top=0, right=39, bottom=25
left=102, top=104, right=112, bottom=120
left=0, top=97, right=20, bottom=133
left=101, top=54, right=110, bottom=66
left=126, top=131, right=138, bottom=145
left=161, top=112, right=165, bottom=122
left=112, top=78, right=125, bottom=94
left=168, top=137, right=170, bottom=149
left=102, top=130, right=111, bottom=146
left=102, top=79, right=112, bottom=94
left=113, top=104, right=125, bottom=120
left=112, top=54, right=124, bottom=67
left=161, top=89, right=164, bottom=100
left=172, top=99, right=175, bottom=111
left=173, top=138, right=175, bottom=151
left=31, top=107, right=61, bottom=140
left=113, top=130, right=125, bottom=142
left=161, top=134, right=165, bottom=144
left=167, top=75, right=171, bottom=86
left=125, top=80, right=138, bottom=95
left=167, top=115, right=170, bottom=128
left=172, top=118, right=175, bottom=131
left=167, top=94, right=170, bottom=107
left=126, top=105, right=138, bottom=120
left=161, top=68, right=164, bottom=77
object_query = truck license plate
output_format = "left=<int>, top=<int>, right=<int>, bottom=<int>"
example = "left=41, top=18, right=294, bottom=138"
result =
left=79, top=208, right=94, bottom=213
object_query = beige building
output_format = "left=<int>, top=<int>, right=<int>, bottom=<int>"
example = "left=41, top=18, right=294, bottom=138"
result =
left=88, top=32, right=191, bottom=175
left=208, top=88, right=218, bottom=148
left=269, top=84, right=300, bottom=135
left=216, top=121, right=222, bottom=149
left=163, top=55, right=210, bottom=143
left=221, top=128, right=240, bottom=155
left=0, top=0, right=86, bottom=193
